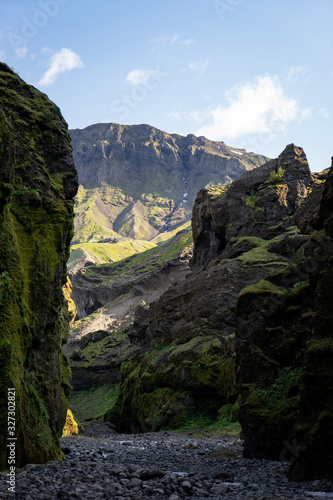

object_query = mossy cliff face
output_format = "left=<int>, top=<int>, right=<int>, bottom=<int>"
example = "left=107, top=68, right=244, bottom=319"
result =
left=0, top=63, right=78, bottom=469
left=106, top=145, right=314, bottom=435
left=288, top=160, right=333, bottom=480
left=234, top=156, right=333, bottom=480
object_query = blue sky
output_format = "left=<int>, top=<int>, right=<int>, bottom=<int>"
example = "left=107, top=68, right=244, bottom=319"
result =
left=1, top=0, right=332, bottom=171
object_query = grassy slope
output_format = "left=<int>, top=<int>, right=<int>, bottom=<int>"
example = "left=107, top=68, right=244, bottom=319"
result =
left=73, top=228, right=193, bottom=292
left=70, top=185, right=192, bottom=268
left=68, top=227, right=194, bottom=423
left=68, top=239, right=156, bottom=270
left=73, top=185, right=184, bottom=243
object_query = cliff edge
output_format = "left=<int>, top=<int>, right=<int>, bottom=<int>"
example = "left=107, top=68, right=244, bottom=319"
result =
left=0, top=63, right=78, bottom=469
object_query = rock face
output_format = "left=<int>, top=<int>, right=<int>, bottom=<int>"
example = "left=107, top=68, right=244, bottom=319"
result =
left=65, top=229, right=193, bottom=399
left=69, top=228, right=193, bottom=321
left=0, top=63, right=78, bottom=469
left=105, top=145, right=311, bottom=432
left=69, top=123, right=268, bottom=246
left=234, top=156, right=333, bottom=480
left=289, top=163, right=333, bottom=480
left=191, top=144, right=312, bottom=268
left=70, top=123, right=267, bottom=205
left=102, top=143, right=333, bottom=479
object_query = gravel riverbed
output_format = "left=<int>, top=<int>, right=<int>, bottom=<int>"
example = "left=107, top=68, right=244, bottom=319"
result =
left=1, top=426, right=332, bottom=499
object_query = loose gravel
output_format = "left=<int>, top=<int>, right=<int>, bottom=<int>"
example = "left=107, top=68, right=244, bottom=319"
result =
left=1, top=427, right=332, bottom=499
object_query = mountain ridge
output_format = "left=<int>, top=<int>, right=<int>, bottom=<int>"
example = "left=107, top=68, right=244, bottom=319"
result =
left=69, top=122, right=268, bottom=251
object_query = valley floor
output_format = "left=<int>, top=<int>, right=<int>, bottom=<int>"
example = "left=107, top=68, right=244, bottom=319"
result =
left=1, top=428, right=333, bottom=499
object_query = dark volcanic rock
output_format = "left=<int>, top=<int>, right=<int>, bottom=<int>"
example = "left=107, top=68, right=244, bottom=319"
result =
left=106, top=145, right=315, bottom=436
left=105, top=144, right=333, bottom=480
left=0, top=63, right=78, bottom=469
left=288, top=158, right=333, bottom=481
left=191, top=144, right=312, bottom=269
left=235, top=156, right=333, bottom=480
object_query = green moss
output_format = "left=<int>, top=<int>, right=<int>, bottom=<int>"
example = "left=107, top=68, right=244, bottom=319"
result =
left=246, top=190, right=265, bottom=212
left=69, top=384, right=120, bottom=421
left=108, top=334, right=237, bottom=432
left=232, top=235, right=265, bottom=248
left=74, top=227, right=192, bottom=294
left=306, top=338, right=333, bottom=354
left=151, top=221, right=191, bottom=244
left=267, top=167, right=285, bottom=188
left=134, top=388, right=190, bottom=431
left=238, top=279, right=288, bottom=298
left=62, top=409, right=81, bottom=436
left=241, top=368, right=303, bottom=453
left=0, top=63, right=77, bottom=470
left=234, top=231, right=295, bottom=269
left=206, top=183, right=229, bottom=199
left=69, top=239, right=155, bottom=268
left=264, top=368, right=303, bottom=410
left=176, top=402, right=241, bottom=436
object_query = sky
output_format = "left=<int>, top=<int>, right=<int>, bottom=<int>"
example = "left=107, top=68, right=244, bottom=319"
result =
left=0, top=0, right=332, bottom=172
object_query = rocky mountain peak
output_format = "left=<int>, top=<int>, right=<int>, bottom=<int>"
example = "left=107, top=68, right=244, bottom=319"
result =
left=190, top=144, right=312, bottom=269
left=69, top=123, right=269, bottom=260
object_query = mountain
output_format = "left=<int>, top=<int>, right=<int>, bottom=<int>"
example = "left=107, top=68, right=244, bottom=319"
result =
left=68, top=123, right=268, bottom=267
left=0, top=63, right=78, bottom=469
left=109, top=144, right=333, bottom=480
left=67, top=143, right=333, bottom=480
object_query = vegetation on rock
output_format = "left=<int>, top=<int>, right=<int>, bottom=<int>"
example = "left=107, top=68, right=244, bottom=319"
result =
left=0, top=63, right=78, bottom=469
left=67, top=120, right=333, bottom=481
left=85, top=143, right=332, bottom=479
left=69, top=123, right=268, bottom=267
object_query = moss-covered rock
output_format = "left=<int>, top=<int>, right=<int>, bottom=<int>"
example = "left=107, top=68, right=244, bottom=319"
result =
left=106, top=335, right=237, bottom=432
left=0, top=63, right=78, bottom=469
left=288, top=160, right=333, bottom=480
left=101, top=146, right=313, bottom=436
left=235, top=156, right=333, bottom=480
left=62, top=408, right=82, bottom=436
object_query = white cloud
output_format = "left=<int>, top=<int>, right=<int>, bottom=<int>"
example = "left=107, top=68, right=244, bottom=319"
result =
left=319, top=108, right=329, bottom=119
left=150, top=34, right=196, bottom=55
left=37, top=48, right=83, bottom=87
left=169, top=111, right=182, bottom=120
left=196, top=75, right=307, bottom=140
left=285, top=65, right=317, bottom=87
left=286, top=66, right=307, bottom=84
left=182, top=59, right=209, bottom=76
left=15, top=45, right=28, bottom=58
left=168, top=108, right=207, bottom=123
left=151, top=34, right=196, bottom=46
left=125, top=68, right=158, bottom=86
left=179, top=37, right=196, bottom=46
